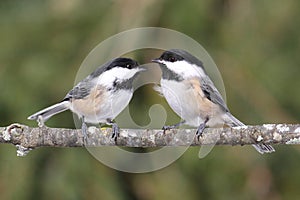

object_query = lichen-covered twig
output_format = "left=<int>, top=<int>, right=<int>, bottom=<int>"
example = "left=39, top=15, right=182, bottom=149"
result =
left=1, top=123, right=300, bottom=156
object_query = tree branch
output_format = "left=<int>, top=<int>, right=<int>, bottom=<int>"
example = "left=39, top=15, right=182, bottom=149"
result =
left=1, top=123, right=300, bottom=156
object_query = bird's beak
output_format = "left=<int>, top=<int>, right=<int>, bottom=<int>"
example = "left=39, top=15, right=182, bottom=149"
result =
left=151, top=58, right=162, bottom=63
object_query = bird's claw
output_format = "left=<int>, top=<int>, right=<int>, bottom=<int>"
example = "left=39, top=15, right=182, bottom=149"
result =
left=196, top=121, right=207, bottom=141
left=162, top=125, right=174, bottom=132
left=162, top=121, right=186, bottom=134
left=111, top=123, right=120, bottom=143
left=81, top=122, right=88, bottom=145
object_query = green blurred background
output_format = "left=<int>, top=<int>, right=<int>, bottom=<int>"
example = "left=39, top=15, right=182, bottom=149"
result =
left=1, top=0, right=300, bottom=199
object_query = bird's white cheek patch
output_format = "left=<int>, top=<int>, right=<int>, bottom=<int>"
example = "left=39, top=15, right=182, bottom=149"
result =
left=97, top=67, right=141, bottom=87
left=164, top=60, right=206, bottom=79
left=97, top=67, right=129, bottom=86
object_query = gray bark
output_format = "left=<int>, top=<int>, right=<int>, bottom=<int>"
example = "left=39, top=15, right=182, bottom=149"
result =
left=1, top=123, right=300, bottom=156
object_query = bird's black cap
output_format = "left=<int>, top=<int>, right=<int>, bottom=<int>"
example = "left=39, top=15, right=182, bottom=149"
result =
left=153, top=49, right=204, bottom=69
left=91, top=57, right=139, bottom=78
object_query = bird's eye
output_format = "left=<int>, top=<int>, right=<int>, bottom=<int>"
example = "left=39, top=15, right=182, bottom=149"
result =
left=126, top=64, right=132, bottom=69
left=169, top=57, right=177, bottom=62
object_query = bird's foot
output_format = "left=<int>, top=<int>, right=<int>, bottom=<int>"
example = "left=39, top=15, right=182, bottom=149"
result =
left=81, top=122, right=88, bottom=145
left=196, top=118, right=209, bottom=141
left=107, top=119, right=120, bottom=143
left=162, top=120, right=186, bottom=134
left=196, top=123, right=206, bottom=141
left=111, top=123, right=120, bottom=143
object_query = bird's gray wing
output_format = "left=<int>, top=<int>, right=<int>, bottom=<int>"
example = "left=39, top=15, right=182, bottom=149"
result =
left=200, top=77, right=229, bottom=112
left=64, top=77, right=94, bottom=100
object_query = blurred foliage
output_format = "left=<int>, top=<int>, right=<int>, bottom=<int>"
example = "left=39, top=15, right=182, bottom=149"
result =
left=1, top=0, right=300, bottom=199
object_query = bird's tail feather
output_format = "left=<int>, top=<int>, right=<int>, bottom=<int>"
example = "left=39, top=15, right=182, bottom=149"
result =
left=225, top=113, right=275, bottom=154
left=28, top=101, right=70, bottom=123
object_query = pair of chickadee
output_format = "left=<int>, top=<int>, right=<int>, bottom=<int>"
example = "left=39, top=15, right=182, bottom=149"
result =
left=28, top=49, right=275, bottom=154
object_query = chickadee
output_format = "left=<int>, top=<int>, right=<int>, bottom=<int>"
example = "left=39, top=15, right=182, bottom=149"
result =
left=28, top=58, right=144, bottom=141
left=152, top=49, right=275, bottom=154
